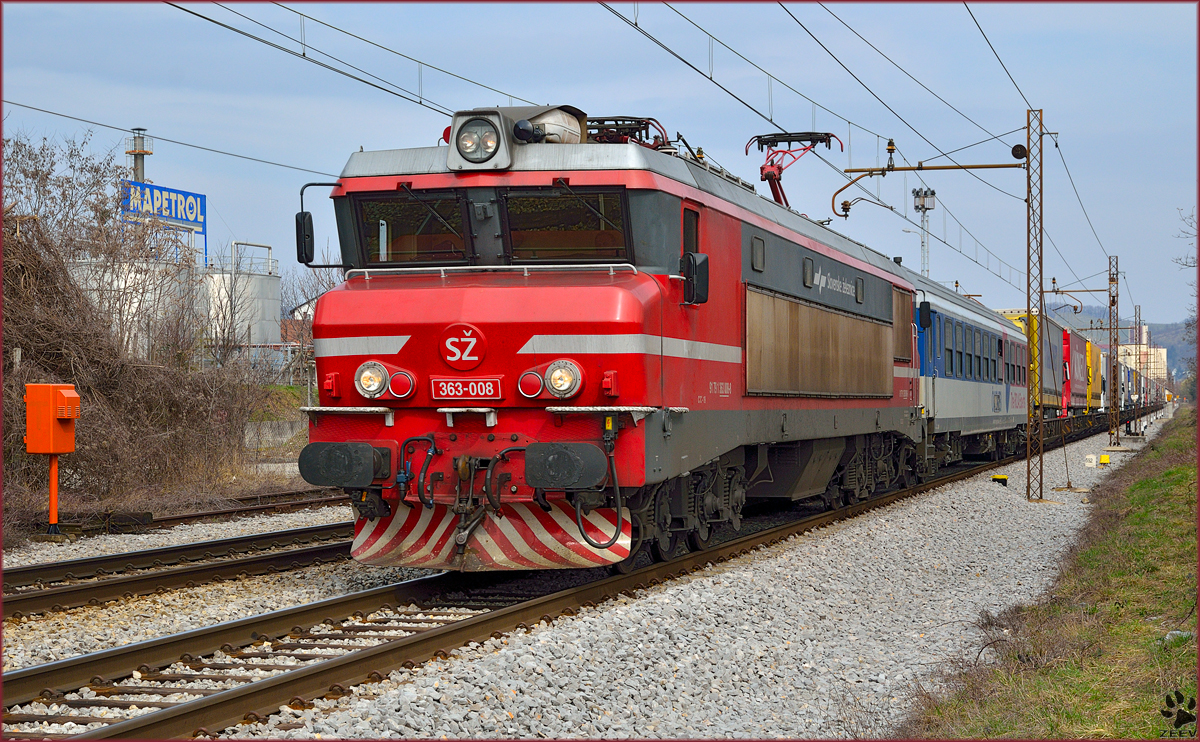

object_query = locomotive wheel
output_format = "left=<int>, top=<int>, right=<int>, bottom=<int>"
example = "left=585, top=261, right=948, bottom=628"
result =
left=820, top=483, right=840, bottom=511
left=686, top=522, right=713, bottom=552
left=899, top=447, right=918, bottom=489
left=650, top=532, right=681, bottom=562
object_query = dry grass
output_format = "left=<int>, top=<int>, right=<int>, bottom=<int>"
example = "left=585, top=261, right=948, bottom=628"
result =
left=896, top=407, right=1198, bottom=738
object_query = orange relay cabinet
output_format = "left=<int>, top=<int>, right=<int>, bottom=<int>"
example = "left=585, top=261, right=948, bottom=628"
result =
left=25, top=383, right=81, bottom=454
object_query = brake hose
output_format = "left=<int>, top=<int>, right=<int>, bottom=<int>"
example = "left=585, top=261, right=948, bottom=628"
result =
left=575, top=454, right=624, bottom=550
left=416, top=441, right=438, bottom=508
left=484, top=447, right=526, bottom=512
left=398, top=435, right=436, bottom=500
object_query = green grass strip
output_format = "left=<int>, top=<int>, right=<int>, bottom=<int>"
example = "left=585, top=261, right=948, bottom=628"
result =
left=901, top=408, right=1198, bottom=739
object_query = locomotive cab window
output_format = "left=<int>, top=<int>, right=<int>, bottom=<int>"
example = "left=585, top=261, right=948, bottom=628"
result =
left=500, top=187, right=631, bottom=263
left=356, top=190, right=470, bottom=265
left=683, top=207, right=699, bottom=255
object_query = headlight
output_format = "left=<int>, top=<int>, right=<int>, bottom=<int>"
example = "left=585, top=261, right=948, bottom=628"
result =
left=456, top=118, right=500, bottom=163
left=544, top=360, right=582, bottom=398
left=355, top=361, right=388, bottom=399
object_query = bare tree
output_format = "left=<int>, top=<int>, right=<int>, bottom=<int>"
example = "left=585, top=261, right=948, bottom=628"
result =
left=205, top=241, right=258, bottom=367
left=279, top=250, right=343, bottom=386
left=2, top=130, right=271, bottom=529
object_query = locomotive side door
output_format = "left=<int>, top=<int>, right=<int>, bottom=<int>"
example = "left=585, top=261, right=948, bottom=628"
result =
left=659, top=200, right=741, bottom=415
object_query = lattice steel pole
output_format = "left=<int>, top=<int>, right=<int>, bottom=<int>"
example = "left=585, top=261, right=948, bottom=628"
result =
left=1025, top=109, right=1045, bottom=502
left=1107, top=256, right=1120, bottom=447
left=1134, top=304, right=1142, bottom=429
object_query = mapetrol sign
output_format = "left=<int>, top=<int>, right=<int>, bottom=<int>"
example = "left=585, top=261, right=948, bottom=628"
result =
left=121, top=180, right=206, bottom=234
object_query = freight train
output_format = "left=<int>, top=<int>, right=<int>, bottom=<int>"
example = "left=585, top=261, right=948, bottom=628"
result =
left=294, top=105, right=1163, bottom=572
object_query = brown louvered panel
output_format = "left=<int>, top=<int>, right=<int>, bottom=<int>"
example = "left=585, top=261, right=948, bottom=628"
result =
left=892, top=288, right=913, bottom=361
left=746, top=288, right=893, bottom=397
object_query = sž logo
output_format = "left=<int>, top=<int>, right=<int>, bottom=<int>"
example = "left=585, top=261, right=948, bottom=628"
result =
left=440, top=323, right=488, bottom=371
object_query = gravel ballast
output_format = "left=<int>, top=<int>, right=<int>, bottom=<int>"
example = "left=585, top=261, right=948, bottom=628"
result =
left=2, top=506, right=355, bottom=569
left=218, top=417, right=1172, bottom=739
left=2, top=558, right=435, bottom=671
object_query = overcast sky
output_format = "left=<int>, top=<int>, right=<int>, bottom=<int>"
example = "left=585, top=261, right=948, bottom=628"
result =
left=4, top=2, right=1195, bottom=323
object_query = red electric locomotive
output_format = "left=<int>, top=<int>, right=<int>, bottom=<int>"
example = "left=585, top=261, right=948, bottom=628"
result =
left=296, top=105, right=926, bottom=572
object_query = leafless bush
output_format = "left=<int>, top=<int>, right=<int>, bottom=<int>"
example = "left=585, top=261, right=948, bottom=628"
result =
left=279, top=250, right=342, bottom=384
left=2, top=130, right=271, bottom=533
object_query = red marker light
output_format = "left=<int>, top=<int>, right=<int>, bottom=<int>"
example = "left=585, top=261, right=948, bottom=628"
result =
left=442, top=126, right=452, bottom=144
left=518, top=371, right=544, bottom=398
left=389, top=371, right=415, bottom=399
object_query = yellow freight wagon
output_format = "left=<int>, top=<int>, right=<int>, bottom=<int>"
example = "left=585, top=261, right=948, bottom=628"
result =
left=999, top=310, right=1064, bottom=412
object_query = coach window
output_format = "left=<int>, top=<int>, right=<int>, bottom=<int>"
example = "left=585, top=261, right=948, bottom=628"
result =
left=500, top=186, right=631, bottom=263
left=945, top=318, right=954, bottom=376
left=965, top=326, right=973, bottom=378
left=982, top=333, right=989, bottom=381
left=752, top=236, right=766, bottom=272
left=992, top=337, right=999, bottom=381
left=974, top=330, right=982, bottom=380
left=955, top=323, right=964, bottom=378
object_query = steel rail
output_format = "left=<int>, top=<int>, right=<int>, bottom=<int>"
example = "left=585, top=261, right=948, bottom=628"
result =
left=141, top=495, right=346, bottom=529
left=57, top=489, right=340, bottom=534
left=228, top=488, right=337, bottom=506
left=4, top=523, right=353, bottom=590
left=55, top=450, right=1050, bottom=739
left=3, top=540, right=352, bottom=620
left=3, top=574, right=460, bottom=707
left=9, top=408, right=1157, bottom=738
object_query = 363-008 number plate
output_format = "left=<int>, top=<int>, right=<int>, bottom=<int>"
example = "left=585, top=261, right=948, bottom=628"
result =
left=430, top=377, right=504, bottom=400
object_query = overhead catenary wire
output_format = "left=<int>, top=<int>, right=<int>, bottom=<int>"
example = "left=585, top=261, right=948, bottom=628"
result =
left=919, top=128, right=1024, bottom=165
left=963, top=3, right=1114, bottom=269
left=661, top=3, right=887, bottom=139
left=599, top=3, right=1025, bottom=288
left=963, top=3, right=1034, bottom=112
left=1051, top=137, right=1112, bottom=258
left=818, top=3, right=1021, bottom=154
left=806, top=3, right=1106, bottom=305
left=872, top=146, right=1025, bottom=288
left=270, top=2, right=538, bottom=106
left=778, top=3, right=1023, bottom=202
left=167, top=3, right=452, bottom=117
left=211, top=2, right=455, bottom=115
left=2, top=99, right=339, bottom=177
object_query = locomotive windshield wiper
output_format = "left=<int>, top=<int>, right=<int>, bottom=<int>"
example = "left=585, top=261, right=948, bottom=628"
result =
left=398, top=182, right=462, bottom=240
left=551, top=177, right=623, bottom=233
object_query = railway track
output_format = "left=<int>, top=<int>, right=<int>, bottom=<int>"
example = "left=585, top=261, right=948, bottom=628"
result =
left=0, top=452, right=1043, bottom=739
left=3, top=523, right=353, bottom=620
left=58, top=488, right=345, bottom=535
left=3, top=411, right=1156, bottom=739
